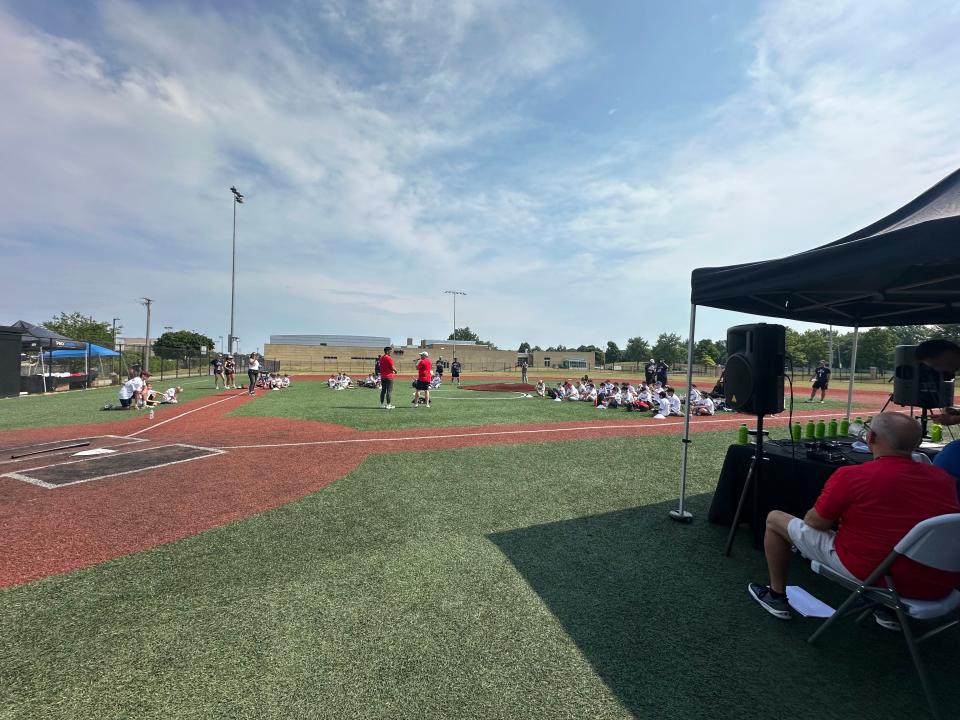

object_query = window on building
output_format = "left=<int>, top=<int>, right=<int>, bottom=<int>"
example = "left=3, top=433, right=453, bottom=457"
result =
left=543, top=357, right=551, bottom=367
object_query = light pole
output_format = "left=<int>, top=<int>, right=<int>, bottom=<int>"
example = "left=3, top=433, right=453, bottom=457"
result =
left=219, top=336, right=224, bottom=353
left=140, top=297, right=153, bottom=373
left=112, top=318, right=120, bottom=350
left=443, top=290, right=466, bottom=362
left=229, top=186, right=245, bottom=355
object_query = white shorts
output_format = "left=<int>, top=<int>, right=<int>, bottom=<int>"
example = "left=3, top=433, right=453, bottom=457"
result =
left=787, top=518, right=857, bottom=581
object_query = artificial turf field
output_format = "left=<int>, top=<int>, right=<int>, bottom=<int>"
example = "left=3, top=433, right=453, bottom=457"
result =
left=1, top=379, right=956, bottom=719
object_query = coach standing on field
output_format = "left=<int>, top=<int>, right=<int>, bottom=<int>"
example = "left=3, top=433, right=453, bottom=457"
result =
left=379, top=346, right=396, bottom=409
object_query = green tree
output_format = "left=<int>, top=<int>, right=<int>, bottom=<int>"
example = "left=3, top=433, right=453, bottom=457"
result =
left=797, top=329, right=831, bottom=368
left=42, top=312, right=113, bottom=346
left=605, top=341, right=623, bottom=364
left=783, top=328, right=807, bottom=367
left=624, top=336, right=651, bottom=368
left=448, top=327, right=496, bottom=349
left=154, top=330, right=216, bottom=360
left=518, top=341, right=531, bottom=353
left=449, top=327, right=480, bottom=342
left=856, top=327, right=898, bottom=371
left=693, top=339, right=718, bottom=365
left=531, top=345, right=543, bottom=352
left=930, top=325, right=960, bottom=344
left=652, top=332, right=685, bottom=365
left=712, top=339, right=727, bottom=364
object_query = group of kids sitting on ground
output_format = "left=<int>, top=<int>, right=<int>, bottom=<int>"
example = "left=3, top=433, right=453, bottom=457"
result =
left=535, top=377, right=724, bottom=418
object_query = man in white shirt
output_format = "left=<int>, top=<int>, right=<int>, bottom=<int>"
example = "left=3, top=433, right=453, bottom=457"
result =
left=116, top=371, right=150, bottom=409
left=688, top=385, right=701, bottom=404
left=666, top=388, right=683, bottom=416
left=535, top=380, right=546, bottom=397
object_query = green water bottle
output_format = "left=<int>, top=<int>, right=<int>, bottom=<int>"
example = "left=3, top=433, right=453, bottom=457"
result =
left=865, top=415, right=873, bottom=426
left=792, top=422, right=802, bottom=443
left=931, top=424, right=943, bottom=442
left=840, top=417, right=850, bottom=436
left=805, top=420, right=816, bottom=439
left=855, top=416, right=863, bottom=426
left=737, top=423, right=749, bottom=445
left=827, top=418, right=838, bottom=438
left=815, top=420, right=826, bottom=439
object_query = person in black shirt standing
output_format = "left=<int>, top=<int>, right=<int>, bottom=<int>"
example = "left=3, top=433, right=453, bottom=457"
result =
left=451, top=357, right=462, bottom=387
left=644, top=359, right=656, bottom=385
left=655, top=359, right=669, bottom=387
left=808, top=360, right=831, bottom=403
left=210, top=354, right=225, bottom=390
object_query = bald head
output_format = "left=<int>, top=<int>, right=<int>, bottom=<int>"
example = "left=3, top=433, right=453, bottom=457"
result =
left=869, top=412, right=921, bottom=455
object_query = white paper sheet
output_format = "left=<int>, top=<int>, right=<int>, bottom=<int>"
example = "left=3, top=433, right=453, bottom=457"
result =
left=786, top=586, right=835, bottom=618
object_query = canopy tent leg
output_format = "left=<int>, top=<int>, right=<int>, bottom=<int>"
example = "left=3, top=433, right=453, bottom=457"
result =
left=846, top=325, right=859, bottom=418
left=40, top=340, right=47, bottom=393
left=670, top=304, right=696, bottom=524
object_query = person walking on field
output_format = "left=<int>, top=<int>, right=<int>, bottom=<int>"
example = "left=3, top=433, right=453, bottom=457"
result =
left=379, top=346, right=396, bottom=409
left=247, top=353, right=260, bottom=396
left=451, top=357, right=462, bottom=387
left=210, top=354, right=226, bottom=389
left=808, top=359, right=831, bottom=403
left=223, top=354, right=236, bottom=389
left=414, top=351, right=432, bottom=407
left=520, top=359, right=529, bottom=384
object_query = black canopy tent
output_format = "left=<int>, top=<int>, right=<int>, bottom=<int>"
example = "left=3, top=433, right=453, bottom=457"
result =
left=672, top=168, right=960, bottom=521
left=11, top=320, right=92, bottom=393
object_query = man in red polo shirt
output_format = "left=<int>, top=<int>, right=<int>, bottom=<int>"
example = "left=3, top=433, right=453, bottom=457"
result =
left=749, top=412, right=960, bottom=622
left=378, top=346, right=396, bottom=410
left=413, top=351, right=432, bottom=407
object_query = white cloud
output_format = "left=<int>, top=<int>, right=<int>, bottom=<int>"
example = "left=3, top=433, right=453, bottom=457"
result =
left=1, top=0, right=958, bottom=350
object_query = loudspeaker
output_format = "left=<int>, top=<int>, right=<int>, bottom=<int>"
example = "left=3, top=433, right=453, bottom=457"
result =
left=724, top=323, right=785, bottom=415
left=893, top=345, right=954, bottom=409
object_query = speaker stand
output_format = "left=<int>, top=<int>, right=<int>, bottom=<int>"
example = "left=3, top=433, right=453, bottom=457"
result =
left=669, top=509, right=693, bottom=523
left=724, top=414, right=766, bottom=557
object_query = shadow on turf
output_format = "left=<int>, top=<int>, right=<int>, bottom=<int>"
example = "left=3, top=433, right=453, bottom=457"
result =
left=488, top=493, right=959, bottom=720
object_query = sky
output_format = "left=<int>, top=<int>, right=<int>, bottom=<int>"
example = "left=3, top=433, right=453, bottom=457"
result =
left=1, top=0, right=959, bottom=353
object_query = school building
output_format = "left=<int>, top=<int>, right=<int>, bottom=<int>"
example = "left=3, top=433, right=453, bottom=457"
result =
left=263, top=335, right=595, bottom=374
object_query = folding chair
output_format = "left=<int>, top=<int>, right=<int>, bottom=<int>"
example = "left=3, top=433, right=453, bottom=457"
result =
left=807, top=513, right=960, bottom=720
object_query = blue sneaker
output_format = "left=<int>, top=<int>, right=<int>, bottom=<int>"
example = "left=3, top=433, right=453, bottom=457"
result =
left=748, top=583, right=792, bottom=620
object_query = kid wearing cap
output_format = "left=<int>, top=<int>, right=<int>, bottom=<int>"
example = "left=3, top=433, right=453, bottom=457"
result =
left=414, top=351, right=432, bottom=407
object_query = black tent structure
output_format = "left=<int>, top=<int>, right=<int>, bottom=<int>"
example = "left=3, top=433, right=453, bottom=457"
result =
left=673, top=167, right=960, bottom=521
left=12, top=320, right=93, bottom=393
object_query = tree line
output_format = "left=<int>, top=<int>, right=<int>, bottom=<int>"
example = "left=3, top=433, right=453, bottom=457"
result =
left=40, top=312, right=215, bottom=360
left=516, top=324, right=960, bottom=371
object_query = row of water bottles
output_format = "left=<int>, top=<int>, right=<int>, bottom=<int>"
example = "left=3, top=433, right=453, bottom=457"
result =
left=736, top=416, right=943, bottom=445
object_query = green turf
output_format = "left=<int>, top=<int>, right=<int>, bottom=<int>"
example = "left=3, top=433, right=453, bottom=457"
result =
left=231, top=380, right=885, bottom=431
left=2, top=430, right=955, bottom=719
left=0, top=377, right=230, bottom=431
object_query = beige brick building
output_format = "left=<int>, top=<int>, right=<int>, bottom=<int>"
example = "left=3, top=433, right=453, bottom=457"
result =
left=263, top=335, right=595, bottom=375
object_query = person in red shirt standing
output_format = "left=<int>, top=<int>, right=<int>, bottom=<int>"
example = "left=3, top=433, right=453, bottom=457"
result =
left=749, top=412, right=960, bottom=622
left=414, top=351, right=432, bottom=408
left=379, top=346, right=396, bottom=410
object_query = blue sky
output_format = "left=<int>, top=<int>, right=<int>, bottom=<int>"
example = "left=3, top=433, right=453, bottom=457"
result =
left=2, top=0, right=959, bottom=352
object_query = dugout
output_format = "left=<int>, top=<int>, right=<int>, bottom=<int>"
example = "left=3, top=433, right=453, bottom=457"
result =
left=0, top=325, right=22, bottom=397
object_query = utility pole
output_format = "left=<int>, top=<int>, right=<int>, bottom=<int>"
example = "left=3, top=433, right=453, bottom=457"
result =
left=229, top=186, right=245, bottom=354
left=141, top=298, right=153, bottom=373
left=112, top=318, right=121, bottom=351
left=443, top=290, right=467, bottom=362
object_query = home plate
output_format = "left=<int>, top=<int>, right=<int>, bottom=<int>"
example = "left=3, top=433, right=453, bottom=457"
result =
left=74, top=448, right=117, bottom=456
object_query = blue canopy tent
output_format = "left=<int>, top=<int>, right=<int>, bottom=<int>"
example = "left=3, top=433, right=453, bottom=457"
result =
left=41, top=344, right=119, bottom=360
